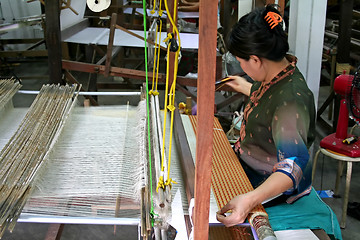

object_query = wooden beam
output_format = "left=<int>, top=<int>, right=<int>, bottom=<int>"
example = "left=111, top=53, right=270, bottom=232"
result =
left=45, top=0, right=63, bottom=84
left=193, top=0, right=218, bottom=239
left=105, top=13, right=118, bottom=77
left=62, top=60, right=240, bottom=93
left=45, top=224, right=64, bottom=240
left=62, top=60, right=203, bottom=88
left=0, top=50, right=48, bottom=58
left=26, top=39, right=46, bottom=51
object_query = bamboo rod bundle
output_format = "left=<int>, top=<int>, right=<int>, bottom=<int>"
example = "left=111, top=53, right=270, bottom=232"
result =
left=0, top=84, right=79, bottom=238
left=0, top=78, right=22, bottom=110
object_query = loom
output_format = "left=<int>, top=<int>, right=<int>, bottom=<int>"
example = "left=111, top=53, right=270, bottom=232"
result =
left=0, top=76, right=279, bottom=240
left=0, top=1, right=276, bottom=238
left=0, top=1, right=337, bottom=239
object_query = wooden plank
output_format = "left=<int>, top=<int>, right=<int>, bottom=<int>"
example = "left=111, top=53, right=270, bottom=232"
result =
left=45, top=0, right=63, bottom=84
left=193, top=0, right=218, bottom=239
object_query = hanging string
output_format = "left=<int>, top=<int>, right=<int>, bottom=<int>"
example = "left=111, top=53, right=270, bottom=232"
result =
left=150, top=0, right=164, bottom=17
left=150, top=0, right=157, bottom=14
left=158, top=0, right=181, bottom=190
left=141, top=0, right=155, bottom=218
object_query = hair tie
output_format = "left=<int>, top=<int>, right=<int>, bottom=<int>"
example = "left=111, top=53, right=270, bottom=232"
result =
left=264, top=11, right=283, bottom=29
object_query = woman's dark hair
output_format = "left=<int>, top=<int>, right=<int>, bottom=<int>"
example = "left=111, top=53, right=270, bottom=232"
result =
left=227, top=5, right=289, bottom=61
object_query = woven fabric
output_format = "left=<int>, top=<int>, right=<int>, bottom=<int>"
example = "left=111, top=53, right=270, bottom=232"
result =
left=188, top=115, right=264, bottom=212
left=188, top=115, right=268, bottom=240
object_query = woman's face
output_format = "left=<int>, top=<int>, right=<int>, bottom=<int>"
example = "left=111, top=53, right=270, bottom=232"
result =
left=236, top=56, right=263, bottom=82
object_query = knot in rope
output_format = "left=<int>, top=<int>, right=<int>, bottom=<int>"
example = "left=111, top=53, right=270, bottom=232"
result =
left=163, top=33, right=173, bottom=43
left=148, top=90, right=159, bottom=96
left=165, top=178, right=177, bottom=189
left=167, top=104, right=175, bottom=112
left=156, top=176, right=165, bottom=192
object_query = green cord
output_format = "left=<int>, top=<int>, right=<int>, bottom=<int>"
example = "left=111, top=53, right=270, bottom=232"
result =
left=142, top=0, right=155, bottom=218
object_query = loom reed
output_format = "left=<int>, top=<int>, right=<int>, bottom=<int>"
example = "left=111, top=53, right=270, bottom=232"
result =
left=0, top=84, right=79, bottom=238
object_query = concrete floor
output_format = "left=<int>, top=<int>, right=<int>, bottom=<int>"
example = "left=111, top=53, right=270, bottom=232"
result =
left=1, top=59, right=360, bottom=239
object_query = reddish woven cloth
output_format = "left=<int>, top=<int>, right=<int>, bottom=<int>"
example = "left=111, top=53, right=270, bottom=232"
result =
left=188, top=116, right=269, bottom=239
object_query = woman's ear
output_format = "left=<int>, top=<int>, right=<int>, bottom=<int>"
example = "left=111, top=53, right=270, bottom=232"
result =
left=249, top=55, right=261, bottom=63
left=249, top=55, right=262, bottom=68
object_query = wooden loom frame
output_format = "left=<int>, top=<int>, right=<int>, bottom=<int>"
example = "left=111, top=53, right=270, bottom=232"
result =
left=60, top=12, right=233, bottom=106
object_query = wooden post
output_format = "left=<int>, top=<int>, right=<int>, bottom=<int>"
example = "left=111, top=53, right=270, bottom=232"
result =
left=193, top=0, right=218, bottom=239
left=45, top=0, right=64, bottom=84
left=337, top=0, right=353, bottom=68
left=105, top=13, right=118, bottom=77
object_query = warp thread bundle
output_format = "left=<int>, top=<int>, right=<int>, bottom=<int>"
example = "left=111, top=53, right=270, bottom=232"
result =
left=0, top=84, right=78, bottom=237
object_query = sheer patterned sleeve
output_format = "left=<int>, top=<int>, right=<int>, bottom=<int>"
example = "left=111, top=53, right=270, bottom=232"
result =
left=271, top=100, right=311, bottom=194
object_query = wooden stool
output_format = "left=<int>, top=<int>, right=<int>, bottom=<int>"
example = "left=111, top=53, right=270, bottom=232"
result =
left=312, top=132, right=360, bottom=229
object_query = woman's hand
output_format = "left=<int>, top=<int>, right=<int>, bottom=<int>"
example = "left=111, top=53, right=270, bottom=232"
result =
left=216, top=192, right=257, bottom=227
left=225, top=75, right=252, bottom=96
left=216, top=172, right=293, bottom=227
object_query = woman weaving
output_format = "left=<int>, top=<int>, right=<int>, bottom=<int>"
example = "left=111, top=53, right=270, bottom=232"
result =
left=216, top=5, right=316, bottom=227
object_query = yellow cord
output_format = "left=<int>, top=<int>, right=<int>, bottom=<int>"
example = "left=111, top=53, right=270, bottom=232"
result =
left=151, top=0, right=164, bottom=17
left=159, top=44, right=171, bottom=179
left=163, top=0, right=181, bottom=49
left=165, top=50, right=179, bottom=187
left=150, top=0, right=157, bottom=14
left=157, top=0, right=182, bottom=192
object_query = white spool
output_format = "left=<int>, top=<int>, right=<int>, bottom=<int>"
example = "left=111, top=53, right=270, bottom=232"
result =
left=86, top=0, right=111, bottom=12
